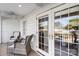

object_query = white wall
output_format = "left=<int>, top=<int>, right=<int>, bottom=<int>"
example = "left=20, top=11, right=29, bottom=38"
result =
left=19, top=19, right=26, bottom=37
left=2, top=19, right=20, bottom=43
left=0, top=16, right=1, bottom=43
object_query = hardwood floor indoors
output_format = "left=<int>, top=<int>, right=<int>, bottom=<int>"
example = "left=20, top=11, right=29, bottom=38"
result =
left=0, top=44, right=40, bottom=56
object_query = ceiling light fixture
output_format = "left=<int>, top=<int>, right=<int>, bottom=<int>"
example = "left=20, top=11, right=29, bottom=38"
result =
left=18, top=5, right=22, bottom=7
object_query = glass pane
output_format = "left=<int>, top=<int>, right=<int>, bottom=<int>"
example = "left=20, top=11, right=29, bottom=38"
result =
left=44, top=38, right=48, bottom=45
left=69, top=16, right=79, bottom=56
left=54, top=40, right=60, bottom=56
left=41, top=44, right=44, bottom=50
left=61, top=52, right=68, bottom=56
left=43, top=31, right=48, bottom=37
left=60, top=17, right=69, bottom=56
left=54, top=5, right=79, bottom=56
left=38, top=16, right=48, bottom=53
left=39, top=43, right=42, bottom=49
left=44, top=38, right=48, bottom=52
left=55, top=49, right=60, bottom=56
left=44, top=46, right=48, bottom=52
left=39, top=36, right=42, bottom=42
left=39, top=18, right=44, bottom=22
left=42, top=18, right=44, bottom=22
left=39, top=32, right=41, bottom=37
left=54, top=18, right=61, bottom=56
left=41, top=36, right=44, bottom=43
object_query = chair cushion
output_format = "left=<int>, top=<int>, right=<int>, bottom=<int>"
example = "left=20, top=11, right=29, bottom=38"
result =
left=8, top=39, right=15, bottom=42
left=8, top=44, right=14, bottom=48
left=15, top=43, right=25, bottom=49
left=13, top=48, right=26, bottom=55
left=13, top=32, right=19, bottom=38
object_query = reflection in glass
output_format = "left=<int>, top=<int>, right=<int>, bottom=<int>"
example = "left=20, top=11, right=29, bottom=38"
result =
left=38, top=17, right=48, bottom=53
left=54, top=17, right=69, bottom=56
left=54, top=18, right=61, bottom=56
left=60, top=18, right=69, bottom=56
left=54, top=5, right=79, bottom=56
left=68, top=16, right=79, bottom=56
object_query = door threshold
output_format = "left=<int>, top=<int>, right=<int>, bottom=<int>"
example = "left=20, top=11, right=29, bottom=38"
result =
left=36, top=51, right=45, bottom=56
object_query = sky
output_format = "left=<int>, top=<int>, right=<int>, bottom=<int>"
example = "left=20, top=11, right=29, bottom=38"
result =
left=55, top=16, right=79, bottom=28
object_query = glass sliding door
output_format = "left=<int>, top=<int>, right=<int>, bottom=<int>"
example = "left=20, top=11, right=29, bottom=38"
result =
left=38, top=16, right=49, bottom=53
left=54, top=15, right=61, bottom=56
left=68, top=6, right=79, bottom=56
left=60, top=9, right=69, bottom=56
left=54, top=9, right=69, bottom=56
left=54, top=5, right=79, bottom=56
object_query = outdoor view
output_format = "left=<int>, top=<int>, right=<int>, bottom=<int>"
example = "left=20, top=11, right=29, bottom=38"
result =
left=54, top=6, right=79, bottom=56
left=39, top=17, right=48, bottom=53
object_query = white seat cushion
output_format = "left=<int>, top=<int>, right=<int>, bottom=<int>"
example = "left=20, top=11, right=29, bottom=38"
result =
left=8, top=44, right=14, bottom=48
left=8, top=40, right=15, bottom=42
left=14, top=48, right=26, bottom=55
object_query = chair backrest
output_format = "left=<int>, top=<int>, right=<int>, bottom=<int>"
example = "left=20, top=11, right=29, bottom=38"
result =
left=25, top=34, right=34, bottom=55
left=25, top=34, right=34, bottom=46
left=25, top=35, right=30, bottom=45
left=13, top=31, right=21, bottom=38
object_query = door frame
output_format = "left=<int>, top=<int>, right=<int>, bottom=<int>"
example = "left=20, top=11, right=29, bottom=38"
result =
left=36, top=3, right=79, bottom=56
left=51, top=3, right=79, bottom=56
left=36, top=10, right=53, bottom=56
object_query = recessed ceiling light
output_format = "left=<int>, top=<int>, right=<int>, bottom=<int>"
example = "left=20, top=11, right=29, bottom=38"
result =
left=18, top=5, right=22, bottom=7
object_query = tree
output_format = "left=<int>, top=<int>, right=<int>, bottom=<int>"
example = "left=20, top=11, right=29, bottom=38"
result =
left=64, top=18, right=79, bottom=30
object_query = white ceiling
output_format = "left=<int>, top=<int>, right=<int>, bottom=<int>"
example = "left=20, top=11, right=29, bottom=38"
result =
left=0, top=3, right=49, bottom=16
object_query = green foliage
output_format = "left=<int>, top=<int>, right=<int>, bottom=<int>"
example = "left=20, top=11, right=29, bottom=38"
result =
left=64, top=18, right=79, bottom=30
left=69, top=18, right=79, bottom=22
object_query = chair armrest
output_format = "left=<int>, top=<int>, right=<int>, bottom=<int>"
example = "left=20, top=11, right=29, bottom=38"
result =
left=10, top=36, right=14, bottom=39
left=8, top=39, right=15, bottom=42
left=8, top=44, right=14, bottom=48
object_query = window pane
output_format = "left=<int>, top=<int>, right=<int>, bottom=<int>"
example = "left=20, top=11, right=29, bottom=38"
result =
left=38, top=16, right=48, bottom=53
left=69, top=17, right=79, bottom=56
left=54, top=16, right=61, bottom=56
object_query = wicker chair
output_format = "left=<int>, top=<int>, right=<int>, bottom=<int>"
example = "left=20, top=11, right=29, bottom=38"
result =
left=9, top=34, right=34, bottom=56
